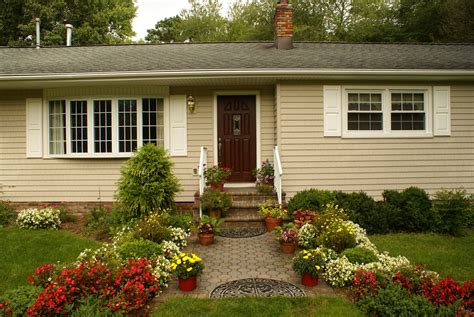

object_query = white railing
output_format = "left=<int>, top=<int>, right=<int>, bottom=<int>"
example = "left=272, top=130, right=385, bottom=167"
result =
left=198, top=146, right=207, bottom=218
left=273, top=146, right=283, bottom=205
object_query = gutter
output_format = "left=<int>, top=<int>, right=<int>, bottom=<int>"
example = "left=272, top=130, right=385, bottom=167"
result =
left=0, top=69, right=474, bottom=81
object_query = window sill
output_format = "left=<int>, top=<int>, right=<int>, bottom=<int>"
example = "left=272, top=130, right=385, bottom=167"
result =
left=341, top=132, right=434, bottom=139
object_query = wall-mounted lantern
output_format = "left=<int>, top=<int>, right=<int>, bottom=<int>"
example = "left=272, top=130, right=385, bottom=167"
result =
left=187, top=95, right=195, bottom=113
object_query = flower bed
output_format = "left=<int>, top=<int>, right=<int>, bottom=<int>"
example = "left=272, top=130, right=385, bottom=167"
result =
left=16, top=208, right=61, bottom=230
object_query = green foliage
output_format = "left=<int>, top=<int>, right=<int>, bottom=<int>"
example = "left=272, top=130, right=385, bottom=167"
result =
left=152, top=296, right=364, bottom=317
left=71, top=297, right=114, bottom=317
left=198, top=215, right=224, bottom=234
left=257, top=201, right=286, bottom=219
left=292, top=248, right=331, bottom=277
left=356, top=284, right=437, bottom=317
left=0, top=285, right=41, bottom=316
left=340, top=247, right=378, bottom=265
left=58, top=207, right=76, bottom=224
left=0, top=227, right=100, bottom=290
left=1, top=0, right=136, bottom=46
left=200, top=190, right=232, bottom=215
left=162, top=212, right=193, bottom=233
left=134, top=211, right=171, bottom=244
left=433, top=188, right=472, bottom=236
left=287, top=189, right=337, bottom=212
left=0, top=201, right=15, bottom=227
left=115, top=144, right=180, bottom=218
left=383, top=187, right=434, bottom=232
left=145, top=0, right=474, bottom=44
left=116, top=239, right=163, bottom=260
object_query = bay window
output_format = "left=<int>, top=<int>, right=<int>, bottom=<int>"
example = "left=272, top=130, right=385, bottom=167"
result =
left=47, top=97, right=165, bottom=156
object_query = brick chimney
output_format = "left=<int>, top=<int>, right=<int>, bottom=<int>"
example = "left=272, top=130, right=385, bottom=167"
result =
left=274, top=0, right=293, bottom=49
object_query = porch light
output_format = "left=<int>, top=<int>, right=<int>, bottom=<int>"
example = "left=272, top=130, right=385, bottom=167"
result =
left=187, top=95, right=195, bottom=113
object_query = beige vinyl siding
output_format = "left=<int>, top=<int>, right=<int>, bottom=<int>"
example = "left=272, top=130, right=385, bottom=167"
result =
left=0, top=86, right=274, bottom=202
left=277, top=82, right=474, bottom=199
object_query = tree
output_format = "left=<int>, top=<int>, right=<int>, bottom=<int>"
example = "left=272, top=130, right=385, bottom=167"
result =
left=440, top=0, right=474, bottom=42
left=145, top=15, right=184, bottom=43
left=0, top=0, right=26, bottom=46
left=396, top=0, right=445, bottom=42
left=227, top=0, right=274, bottom=41
left=179, top=0, right=228, bottom=42
left=115, top=144, right=180, bottom=218
left=2, top=0, right=137, bottom=46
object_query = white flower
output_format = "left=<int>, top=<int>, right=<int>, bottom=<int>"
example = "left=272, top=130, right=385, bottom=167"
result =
left=16, top=208, right=61, bottom=230
left=298, top=224, right=318, bottom=249
left=168, top=227, right=189, bottom=249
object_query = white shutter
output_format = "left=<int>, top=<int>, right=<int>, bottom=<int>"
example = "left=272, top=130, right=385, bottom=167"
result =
left=323, top=85, right=342, bottom=137
left=433, top=86, right=451, bottom=136
left=169, top=95, right=188, bottom=156
left=26, top=98, right=43, bottom=158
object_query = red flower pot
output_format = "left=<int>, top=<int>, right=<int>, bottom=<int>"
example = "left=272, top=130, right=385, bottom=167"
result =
left=280, top=241, right=297, bottom=254
left=301, top=272, right=319, bottom=287
left=265, top=217, right=282, bottom=232
left=211, top=183, right=224, bottom=192
left=178, top=276, right=197, bottom=292
left=198, top=233, right=214, bottom=246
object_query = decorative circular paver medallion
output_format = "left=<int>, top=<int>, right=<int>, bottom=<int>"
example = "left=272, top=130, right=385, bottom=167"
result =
left=209, top=278, right=306, bottom=298
left=217, top=227, right=267, bottom=238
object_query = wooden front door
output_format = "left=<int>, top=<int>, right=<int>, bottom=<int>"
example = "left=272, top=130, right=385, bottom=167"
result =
left=217, top=95, right=257, bottom=183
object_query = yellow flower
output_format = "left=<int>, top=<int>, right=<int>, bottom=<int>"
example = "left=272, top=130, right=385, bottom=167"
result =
left=316, top=265, right=321, bottom=270
left=303, top=255, right=309, bottom=259
left=187, top=267, right=193, bottom=272
left=189, top=259, right=195, bottom=264
left=177, top=259, right=182, bottom=264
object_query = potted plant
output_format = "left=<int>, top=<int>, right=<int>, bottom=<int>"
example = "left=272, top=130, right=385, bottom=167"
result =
left=197, top=215, right=223, bottom=246
left=200, top=189, right=232, bottom=219
left=292, top=249, right=327, bottom=287
left=293, top=210, right=318, bottom=228
left=258, top=202, right=287, bottom=232
left=253, top=159, right=275, bottom=194
left=170, top=252, right=204, bottom=291
left=203, top=165, right=232, bottom=191
left=274, top=223, right=298, bottom=254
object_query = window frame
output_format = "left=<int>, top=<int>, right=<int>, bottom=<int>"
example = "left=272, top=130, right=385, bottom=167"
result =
left=342, top=86, right=433, bottom=138
left=44, top=95, right=169, bottom=158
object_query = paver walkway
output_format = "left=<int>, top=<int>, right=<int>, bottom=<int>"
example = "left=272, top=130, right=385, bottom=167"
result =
left=159, top=233, right=335, bottom=300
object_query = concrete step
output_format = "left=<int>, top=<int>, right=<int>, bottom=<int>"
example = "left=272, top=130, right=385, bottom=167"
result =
left=220, top=220, right=266, bottom=230
left=224, top=207, right=265, bottom=222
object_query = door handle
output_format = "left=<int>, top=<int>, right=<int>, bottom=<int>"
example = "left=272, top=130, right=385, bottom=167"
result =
left=218, top=138, right=222, bottom=158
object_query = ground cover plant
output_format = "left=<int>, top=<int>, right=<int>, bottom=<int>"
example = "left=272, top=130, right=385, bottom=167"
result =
left=370, top=231, right=474, bottom=282
left=0, top=228, right=101, bottom=291
left=152, top=296, right=364, bottom=317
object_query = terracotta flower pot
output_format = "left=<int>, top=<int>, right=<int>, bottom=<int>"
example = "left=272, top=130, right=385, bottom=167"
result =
left=265, top=217, right=282, bottom=232
left=280, top=241, right=297, bottom=254
left=208, top=209, right=221, bottom=219
left=178, top=275, right=197, bottom=291
left=211, top=183, right=224, bottom=192
left=301, top=272, right=319, bottom=287
left=198, top=233, right=214, bottom=246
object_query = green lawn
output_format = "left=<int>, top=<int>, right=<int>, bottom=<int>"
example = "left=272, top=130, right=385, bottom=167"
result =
left=370, top=230, right=474, bottom=282
left=0, top=228, right=100, bottom=291
left=153, top=296, right=362, bottom=317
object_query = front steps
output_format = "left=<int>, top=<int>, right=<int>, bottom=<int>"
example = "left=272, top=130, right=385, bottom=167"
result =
left=194, top=187, right=286, bottom=229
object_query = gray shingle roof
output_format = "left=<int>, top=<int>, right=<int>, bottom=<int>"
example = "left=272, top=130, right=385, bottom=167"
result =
left=0, top=42, right=473, bottom=76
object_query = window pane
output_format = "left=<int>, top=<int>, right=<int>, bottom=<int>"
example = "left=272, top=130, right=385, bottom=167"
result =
left=142, top=98, right=164, bottom=147
left=93, top=100, right=112, bottom=153
left=70, top=100, right=88, bottom=153
left=348, top=113, right=382, bottom=131
left=118, top=99, right=138, bottom=153
left=390, top=92, right=425, bottom=131
left=49, top=100, right=66, bottom=154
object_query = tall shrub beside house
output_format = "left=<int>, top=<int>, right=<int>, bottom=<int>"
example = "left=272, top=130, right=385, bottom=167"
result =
left=115, top=144, right=180, bottom=218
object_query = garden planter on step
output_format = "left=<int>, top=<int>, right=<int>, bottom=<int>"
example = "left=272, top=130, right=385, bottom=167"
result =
left=208, top=209, right=221, bottom=219
left=301, top=272, right=319, bottom=287
left=198, top=233, right=215, bottom=246
left=280, top=241, right=297, bottom=254
left=265, top=217, right=282, bottom=232
left=178, top=276, right=197, bottom=291
left=211, top=183, right=224, bottom=192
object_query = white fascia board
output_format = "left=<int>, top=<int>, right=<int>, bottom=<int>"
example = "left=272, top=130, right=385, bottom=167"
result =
left=0, top=69, right=474, bottom=82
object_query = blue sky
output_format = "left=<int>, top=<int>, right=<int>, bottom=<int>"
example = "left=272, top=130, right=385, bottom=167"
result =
left=133, top=0, right=234, bottom=40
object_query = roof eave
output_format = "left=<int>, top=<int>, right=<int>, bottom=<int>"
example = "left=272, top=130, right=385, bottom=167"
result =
left=1, top=69, right=474, bottom=82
